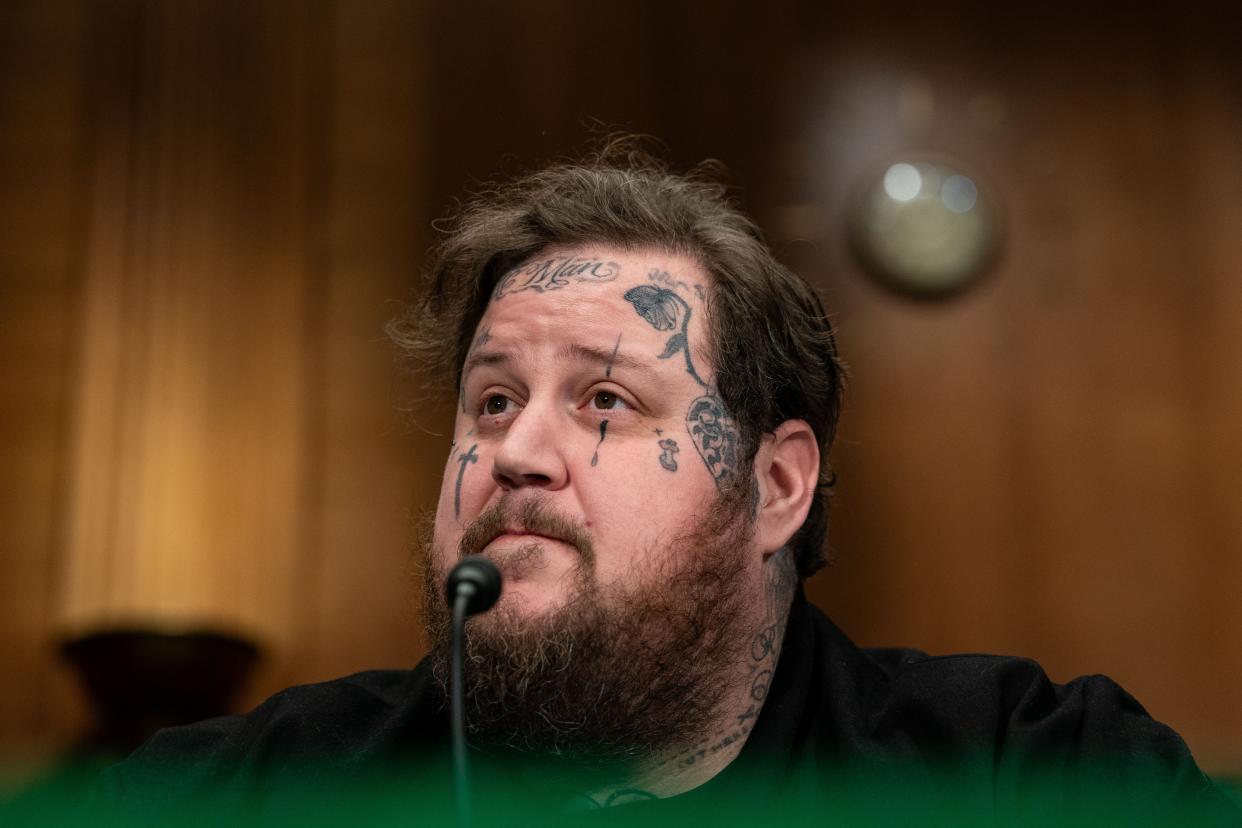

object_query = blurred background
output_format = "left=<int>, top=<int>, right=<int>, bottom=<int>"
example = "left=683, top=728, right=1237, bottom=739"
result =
left=2, top=0, right=1239, bottom=793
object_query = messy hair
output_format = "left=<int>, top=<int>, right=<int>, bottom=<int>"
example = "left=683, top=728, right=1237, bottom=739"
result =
left=388, top=141, right=845, bottom=577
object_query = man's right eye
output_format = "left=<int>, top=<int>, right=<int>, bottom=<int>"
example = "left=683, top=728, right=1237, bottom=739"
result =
left=483, top=395, right=511, bottom=415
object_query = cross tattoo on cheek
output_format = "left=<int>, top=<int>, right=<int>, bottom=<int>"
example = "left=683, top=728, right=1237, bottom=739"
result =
left=454, top=443, right=478, bottom=518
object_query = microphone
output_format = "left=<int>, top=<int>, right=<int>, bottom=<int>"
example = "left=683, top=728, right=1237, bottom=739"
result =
left=446, top=556, right=503, bottom=617
left=446, top=556, right=502, bottom=828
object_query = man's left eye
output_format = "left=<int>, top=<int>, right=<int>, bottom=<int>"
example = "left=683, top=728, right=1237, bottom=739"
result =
left=591, top=390, right=624, bottom=410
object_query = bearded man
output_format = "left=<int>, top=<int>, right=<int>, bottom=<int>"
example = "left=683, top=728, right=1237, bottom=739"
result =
left=98, top=149, right=1238, bottom=826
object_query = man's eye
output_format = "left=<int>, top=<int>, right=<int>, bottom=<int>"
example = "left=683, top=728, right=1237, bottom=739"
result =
left=591, top=391, right=622, bottom=410
left=483, top=395, right=511, bottom=415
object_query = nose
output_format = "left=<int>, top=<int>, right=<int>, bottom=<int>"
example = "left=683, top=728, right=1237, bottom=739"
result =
left=491, top=401, right=569, bottom=491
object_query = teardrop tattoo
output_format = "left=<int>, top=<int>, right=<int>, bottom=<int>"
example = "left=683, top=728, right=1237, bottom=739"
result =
left=590, top=420, right=609, bottom=467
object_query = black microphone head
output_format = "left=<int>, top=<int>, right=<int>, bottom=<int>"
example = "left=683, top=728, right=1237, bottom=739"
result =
left=446, top=556, right=503, bottom=616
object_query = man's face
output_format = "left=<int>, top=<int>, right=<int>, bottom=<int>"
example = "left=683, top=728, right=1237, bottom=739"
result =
left=430, top=243, right=758, bottom=618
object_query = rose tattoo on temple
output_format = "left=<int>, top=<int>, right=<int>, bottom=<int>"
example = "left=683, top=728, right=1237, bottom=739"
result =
left=623, top=283, right=708, bottom=388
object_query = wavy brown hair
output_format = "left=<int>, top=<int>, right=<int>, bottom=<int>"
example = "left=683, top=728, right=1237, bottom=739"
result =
left=388, top=141, right=845, bottom=577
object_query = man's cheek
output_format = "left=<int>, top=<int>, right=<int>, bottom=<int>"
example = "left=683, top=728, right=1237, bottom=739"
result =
left=443, top=441, right=485, bottom=522
left=433, top=462, right=456, bottom=528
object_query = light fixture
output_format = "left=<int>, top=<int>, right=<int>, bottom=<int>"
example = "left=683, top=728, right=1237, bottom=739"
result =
left=848, top=157, right=1002, bottom=300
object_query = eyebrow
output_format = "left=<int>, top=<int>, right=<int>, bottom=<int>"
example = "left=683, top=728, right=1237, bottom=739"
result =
left=560, top=342, right=651, bottom=373
left=461, top=343, right=652, bottom=378
left=461, top=349, right=508, bottom=378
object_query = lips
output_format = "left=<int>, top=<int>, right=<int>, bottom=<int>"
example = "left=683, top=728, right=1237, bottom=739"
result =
left=487, top=530, right=563, bottom=547
left=457, top=497, right=596, bottom=568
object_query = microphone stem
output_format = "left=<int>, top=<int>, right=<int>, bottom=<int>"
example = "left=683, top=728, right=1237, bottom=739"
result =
left=451, top=589, right=472, bottom=828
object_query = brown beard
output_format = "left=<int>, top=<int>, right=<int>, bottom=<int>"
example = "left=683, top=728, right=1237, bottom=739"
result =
left=419, top=489, right=755, bottom=767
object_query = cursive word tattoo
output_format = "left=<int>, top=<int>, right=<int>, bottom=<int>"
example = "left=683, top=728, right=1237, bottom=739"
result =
left=590, top=420, right=609, bottom=467
left=686, top=395, right=739, bottom=487
left=658, top=438, right=680, bottom=472
left=676, top=726, right=752, bottom=770
left=492, top=257, right=619, bottom=300
left=623, top=284, right=708, bottom=388
left=453, top=443, right=478, bottom=518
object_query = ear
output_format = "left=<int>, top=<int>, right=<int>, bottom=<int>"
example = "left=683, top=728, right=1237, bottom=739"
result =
left=752, top=420, right=820, bottom=559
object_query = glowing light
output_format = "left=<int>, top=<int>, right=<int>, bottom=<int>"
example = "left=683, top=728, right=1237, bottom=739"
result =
left=941, top=174, right=978, bottom=213
left=883, top=163, right=922, bottom=202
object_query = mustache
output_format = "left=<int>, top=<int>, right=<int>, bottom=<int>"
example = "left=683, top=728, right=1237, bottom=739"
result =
left=458, top=496, right=596, bottom=569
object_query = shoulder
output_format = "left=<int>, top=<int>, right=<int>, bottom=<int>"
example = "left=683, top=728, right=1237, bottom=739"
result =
left=805, top=610, right=1236, bottom=821
left=801, top=600, right=1181, bottom=755
left=741, top=598, right=1237, bottom=823
left=98, top=663, right=445, bottom=800
left=866, top=645, right=1181, bottom=759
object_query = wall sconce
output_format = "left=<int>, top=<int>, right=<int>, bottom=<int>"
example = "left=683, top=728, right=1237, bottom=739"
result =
left=848, top=157, right=1002, bottom=300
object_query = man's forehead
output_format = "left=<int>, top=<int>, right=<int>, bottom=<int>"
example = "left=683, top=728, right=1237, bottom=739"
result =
left=462, top=340, right=653, bottom=378
left=466, top=244, right=714, bottom=376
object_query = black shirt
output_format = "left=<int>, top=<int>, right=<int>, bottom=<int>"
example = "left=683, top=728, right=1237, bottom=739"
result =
left=99, top=592, right=1239, bottom=826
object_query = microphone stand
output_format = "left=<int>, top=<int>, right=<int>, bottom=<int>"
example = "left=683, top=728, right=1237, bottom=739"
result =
left=446, top=557, right=502, bottom=828
left=450, top=589, right=473, bottom=828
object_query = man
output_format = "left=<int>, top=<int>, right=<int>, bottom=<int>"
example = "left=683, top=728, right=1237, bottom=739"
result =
left=99, top=147, right=1238, bottom=825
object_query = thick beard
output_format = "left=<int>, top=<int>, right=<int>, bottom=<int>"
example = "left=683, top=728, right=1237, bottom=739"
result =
left=419, top=488, right=754, bottom=767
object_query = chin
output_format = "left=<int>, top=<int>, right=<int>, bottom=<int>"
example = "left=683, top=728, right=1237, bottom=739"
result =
left=492, top=579, right=571, bottom=618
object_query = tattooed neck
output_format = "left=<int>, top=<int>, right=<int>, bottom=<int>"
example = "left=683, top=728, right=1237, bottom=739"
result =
left=582, top=548, right=799, bottom=808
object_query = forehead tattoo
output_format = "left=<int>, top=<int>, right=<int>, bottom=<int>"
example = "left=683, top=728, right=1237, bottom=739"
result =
left=491, top=256, right=621, bottom=300
left=624, top=284, right=707, bottom=389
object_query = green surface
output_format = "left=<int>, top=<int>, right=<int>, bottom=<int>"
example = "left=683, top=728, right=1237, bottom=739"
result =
left=3, top=756, right=1239, bottom=827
